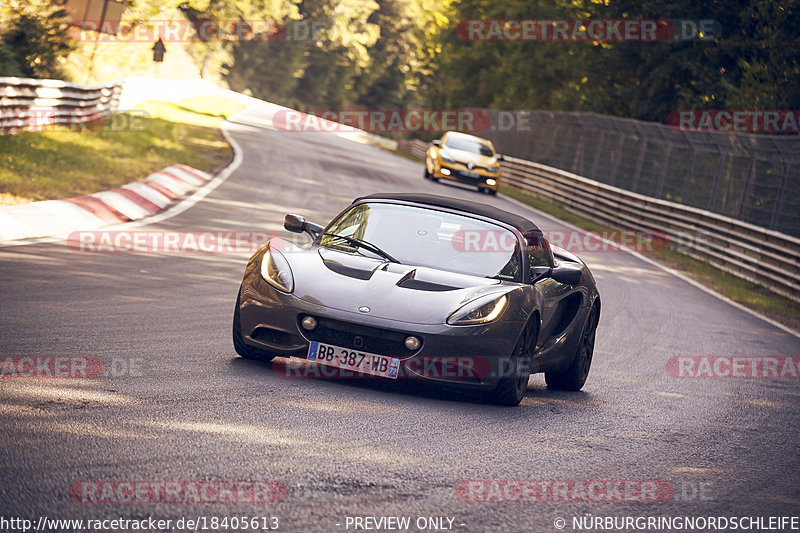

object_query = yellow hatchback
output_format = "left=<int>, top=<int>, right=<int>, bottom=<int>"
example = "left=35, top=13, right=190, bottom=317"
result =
left=424, top=131, right=504, bottom=195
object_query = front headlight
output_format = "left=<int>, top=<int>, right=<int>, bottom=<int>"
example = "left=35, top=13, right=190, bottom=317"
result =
left=486, top=166, right=499, bottom=173
left=260, top=247, right=294, bottom=293
left=447, top=294, right=508, bottom=325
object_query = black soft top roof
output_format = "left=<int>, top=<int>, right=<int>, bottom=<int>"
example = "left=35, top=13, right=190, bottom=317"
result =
left=354, top=193, right=541, bottom=235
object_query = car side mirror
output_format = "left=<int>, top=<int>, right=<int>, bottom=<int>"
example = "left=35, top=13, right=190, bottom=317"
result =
left=284, top=214, right=322, bottom=238
left=432, top=140, right=441, bottom=147
left=496, top=154, right=505, bottom=162
left=284, top=214, right=306, bottom=233
left=550, top=264, right=582, bottom=285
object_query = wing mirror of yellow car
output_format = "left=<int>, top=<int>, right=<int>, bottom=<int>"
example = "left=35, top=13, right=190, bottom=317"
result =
left=497, top=154, right=505, bottom=162
left=432, top=140, right=441, bottom=147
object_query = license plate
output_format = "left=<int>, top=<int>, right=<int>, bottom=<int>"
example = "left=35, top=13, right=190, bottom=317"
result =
left=461, top=170, right=480, bottom=178
left=307, top=341, right=400, bottom=379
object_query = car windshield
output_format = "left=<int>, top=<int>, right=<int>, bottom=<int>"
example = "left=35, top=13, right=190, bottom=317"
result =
left=320, top=202, right=523, bottom=281
left=443, top=135, right=495, bottom=157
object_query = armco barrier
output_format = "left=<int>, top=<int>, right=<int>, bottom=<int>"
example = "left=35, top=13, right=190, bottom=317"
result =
left=400, top=138, right=800, bottom=302
left=0, top=77, right=122, bottom=132
left=397, top=138, right=428, bottom=159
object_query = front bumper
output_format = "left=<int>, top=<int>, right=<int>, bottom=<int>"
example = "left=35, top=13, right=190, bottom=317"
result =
left=433, top=163, right=500, bottom=191
left=237, top=281, right=523, bottom=390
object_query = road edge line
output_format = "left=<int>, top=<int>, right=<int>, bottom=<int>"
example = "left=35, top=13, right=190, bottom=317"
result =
left=0, top=106, right=248, bottom=248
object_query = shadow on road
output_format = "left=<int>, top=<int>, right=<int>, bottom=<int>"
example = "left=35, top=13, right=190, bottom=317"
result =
left=229, top=355, right=595, bottom=410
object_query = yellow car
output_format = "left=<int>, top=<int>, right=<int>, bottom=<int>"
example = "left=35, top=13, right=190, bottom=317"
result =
left=424, top=131, right=504, bottom=195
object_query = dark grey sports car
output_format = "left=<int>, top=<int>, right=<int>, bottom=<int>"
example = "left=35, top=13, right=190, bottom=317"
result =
left=233, top=193, right=600, bottom=405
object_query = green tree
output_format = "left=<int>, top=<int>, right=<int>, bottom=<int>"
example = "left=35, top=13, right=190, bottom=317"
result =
left=226, top=0, right=381, bottom=109
left=225, top=0, right=452, bottom=113
left=0, top=0, right=74, bottom=78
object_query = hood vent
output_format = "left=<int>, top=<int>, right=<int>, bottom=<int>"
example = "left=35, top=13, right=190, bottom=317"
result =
left=319, top=248, right=384, bottom=280
left=322, top=260, right=376, bottom=280
left=396, top=269, right=459, bottom=292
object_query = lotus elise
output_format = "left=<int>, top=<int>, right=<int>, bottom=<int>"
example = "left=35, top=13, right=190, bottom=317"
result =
left=233, top=193, right=600, bottom=405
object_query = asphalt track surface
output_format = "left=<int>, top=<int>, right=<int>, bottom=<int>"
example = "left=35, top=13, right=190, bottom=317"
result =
left=1, top=101, right=799, bottom=533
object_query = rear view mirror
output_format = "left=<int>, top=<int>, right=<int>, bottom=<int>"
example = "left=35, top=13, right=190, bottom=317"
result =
left=284, top=214, right=306, bottom=233
left=284, top=213, right=323, bottom=238
left=497, top=154, right=505, bottom=162
left=550, top=264, right=582, bottom=285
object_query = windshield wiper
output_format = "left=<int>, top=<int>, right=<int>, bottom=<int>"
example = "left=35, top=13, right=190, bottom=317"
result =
left=489, top=273, right=517, bottom=281
left=321, top=233, right=401, bottom=264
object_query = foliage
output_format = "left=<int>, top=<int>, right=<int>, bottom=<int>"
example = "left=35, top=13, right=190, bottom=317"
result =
left=0, top=0, right=74, bottom=78
left=1, top=0, right=796, bottom=125
left=430, top=0, right=800, bottom=122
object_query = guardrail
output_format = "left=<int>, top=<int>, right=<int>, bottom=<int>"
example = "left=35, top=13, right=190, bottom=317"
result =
left=397, top=139, right=428, bottom=159
left=0, top=77, right=122, bottom=133
left=478, top=109, right=800, bottom=238
left=399, top=139, right=800, bottom=303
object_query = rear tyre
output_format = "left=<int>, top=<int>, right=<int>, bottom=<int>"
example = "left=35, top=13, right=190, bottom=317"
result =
left=233, top=289, right=276, bottom=362
left=545, top=306, right=598, bottom=390
left=424, top=167, right=431, bottom=179
left=491, top=319, right=538, bottom=406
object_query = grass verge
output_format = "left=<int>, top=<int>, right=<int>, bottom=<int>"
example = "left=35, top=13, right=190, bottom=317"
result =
left=378, top=146, right=425, bottom=164
left=500, top=186, right=800, bottom=331
left=0, top=96, right=245, bottom=204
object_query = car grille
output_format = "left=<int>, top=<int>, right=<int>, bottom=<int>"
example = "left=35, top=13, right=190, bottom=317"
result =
left=298, top=315, right=422, bottom=358
left=453, top=162, right=495, bottom=173
left=455, top=170, right=483, bottom=182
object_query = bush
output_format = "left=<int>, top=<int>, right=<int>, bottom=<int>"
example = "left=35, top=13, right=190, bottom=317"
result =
left=0, top=0, right=74, bottom=79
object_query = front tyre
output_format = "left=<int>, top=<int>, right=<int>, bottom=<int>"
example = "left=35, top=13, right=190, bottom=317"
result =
left=491, top=320, right=538, bottom=406
left=545, top=306, right=598, bottom=390
left=233, top=289, right=276, bottom=362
